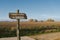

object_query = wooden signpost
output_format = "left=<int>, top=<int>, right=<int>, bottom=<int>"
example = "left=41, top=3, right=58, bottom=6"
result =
left=9, top=10, right=27, bottom=40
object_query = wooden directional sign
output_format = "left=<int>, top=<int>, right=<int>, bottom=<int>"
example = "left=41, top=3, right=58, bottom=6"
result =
left=9, top=10, right=27, bottom=40
left=9, top=13, right=27, bottom=19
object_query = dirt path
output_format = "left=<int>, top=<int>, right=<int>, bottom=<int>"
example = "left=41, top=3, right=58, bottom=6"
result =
left=30, top=32, right=60, bottom=40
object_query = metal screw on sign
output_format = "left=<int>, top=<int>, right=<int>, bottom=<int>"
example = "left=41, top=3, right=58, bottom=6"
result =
left=9, top=10, right=27, bottom=40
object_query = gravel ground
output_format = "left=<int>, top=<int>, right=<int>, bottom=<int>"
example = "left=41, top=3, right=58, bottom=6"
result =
left=0, top=36, right=35, bottom=40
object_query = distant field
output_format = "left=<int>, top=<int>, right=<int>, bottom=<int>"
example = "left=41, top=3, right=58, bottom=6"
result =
left=0, top=21, right=60, bottom=29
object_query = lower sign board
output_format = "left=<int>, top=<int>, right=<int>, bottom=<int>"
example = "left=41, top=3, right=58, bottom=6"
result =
left=9, top=13, right=27, bottom=19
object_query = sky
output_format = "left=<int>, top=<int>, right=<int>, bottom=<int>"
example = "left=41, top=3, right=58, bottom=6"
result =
left=0, top=0, right=60, bottom=21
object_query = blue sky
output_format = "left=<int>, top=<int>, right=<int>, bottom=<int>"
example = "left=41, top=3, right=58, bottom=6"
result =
left=0, top=0, right=60, bottom=21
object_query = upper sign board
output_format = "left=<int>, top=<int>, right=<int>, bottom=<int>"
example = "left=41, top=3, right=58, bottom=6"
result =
left=9, top=13, right=27, bottom=19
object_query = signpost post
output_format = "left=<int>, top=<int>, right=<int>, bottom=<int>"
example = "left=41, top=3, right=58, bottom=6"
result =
left=9, top=10, right=27, bottom=40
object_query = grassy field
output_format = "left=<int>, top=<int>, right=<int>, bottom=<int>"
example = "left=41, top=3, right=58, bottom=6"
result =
left=0, top=32, right=60, bottom=40
left=0, top=21, right=60, bottom=37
